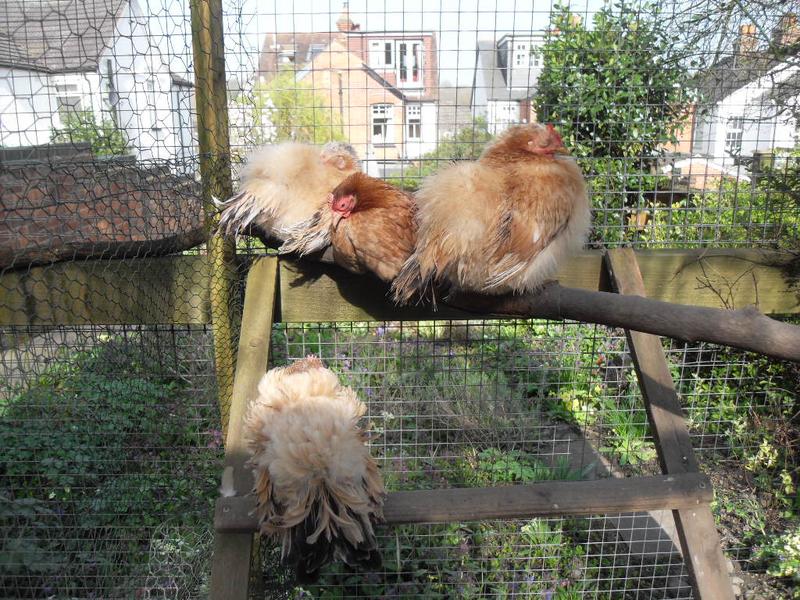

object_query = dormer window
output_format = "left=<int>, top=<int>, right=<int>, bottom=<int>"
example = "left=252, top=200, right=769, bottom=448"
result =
left=397, top=40, right=423, bottom=88
left=369, top=40, right=394, bottom=68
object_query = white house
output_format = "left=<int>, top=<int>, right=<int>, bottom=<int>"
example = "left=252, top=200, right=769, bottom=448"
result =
left=690, top=20, right=800, bottom=169
left=471, top=34, right=545, bottom=134
left=0, top=0, right=196, bottom=168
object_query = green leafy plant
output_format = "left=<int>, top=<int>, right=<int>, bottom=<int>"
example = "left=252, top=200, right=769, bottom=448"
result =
left=535, top=2, right=692, bottom=161
left=0, top=335, right=218, bottom=596
left=51, top=110, right=128, bottom=157
left=754, top=525, right=800, bottom=597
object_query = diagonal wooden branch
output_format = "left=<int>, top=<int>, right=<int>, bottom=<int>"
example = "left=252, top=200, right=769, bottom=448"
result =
left=445, top=282, right=800, bottom=362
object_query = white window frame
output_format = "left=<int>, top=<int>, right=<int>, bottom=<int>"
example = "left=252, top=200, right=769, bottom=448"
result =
left=513, top=42, right=529, bottom=67
left=396, top=40, right=423, bottom=88
left=369, top=40, right=394, bottom=68
left=54, top=82, right=82, bottom=119
left=530, top=46, right=541, bottom=67
left=371, top=103, right=393, bottom=144
left=406, top=104, right=421, bottom=140
left=145, top=77, right=161, bottom=130
left=725, top=115, right=744, bottom=156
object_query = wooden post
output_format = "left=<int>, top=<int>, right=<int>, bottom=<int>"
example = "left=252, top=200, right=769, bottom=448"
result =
left=190, top=0, right=238, bottom=433
left=606, top=248, right=735, bottom=600
left=209, top=257, right=279, bottom=600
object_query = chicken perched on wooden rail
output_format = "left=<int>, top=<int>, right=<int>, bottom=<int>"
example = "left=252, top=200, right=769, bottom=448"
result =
left=216, top=142, right=360, bottom=243
left=280, top=172, right=416, bottom=282
left=245, top=356, right=385, bottom=583
left=392, top=123, right=591, bottom=304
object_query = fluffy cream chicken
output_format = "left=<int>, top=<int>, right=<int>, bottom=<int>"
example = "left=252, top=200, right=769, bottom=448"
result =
left=244, top=356, right=384, bottom=583
left=216, top=142, right=360, bottom=242
left=280, top=172, right=416, bottom=282
left=392, top=123, right=591, bottom=304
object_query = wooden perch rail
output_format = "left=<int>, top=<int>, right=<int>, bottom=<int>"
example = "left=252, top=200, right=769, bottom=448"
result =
left=446, top=281, right=800, bottom=362
left=215, top=472, right=714, bottom=532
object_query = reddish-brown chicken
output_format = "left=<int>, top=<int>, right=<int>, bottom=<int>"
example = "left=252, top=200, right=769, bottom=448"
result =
left=392, top=123, right=591, bottom=304
left=280, top=172, right=416, bottom=282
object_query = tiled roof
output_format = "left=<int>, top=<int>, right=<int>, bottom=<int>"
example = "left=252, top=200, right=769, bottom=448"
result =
left=257, top=32, right=339, bottom=82
left=0, top=0, right=126, bottom=73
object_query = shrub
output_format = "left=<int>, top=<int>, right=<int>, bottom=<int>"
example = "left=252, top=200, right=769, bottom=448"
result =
left=51, top=110, right=129, bottom=157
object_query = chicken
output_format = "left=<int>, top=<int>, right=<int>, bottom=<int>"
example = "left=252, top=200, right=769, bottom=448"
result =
left=244, top=356, right=385, bottom=583
left=280, top=172, right=416, bottom=283
left=392, top=123, right=591, bottom=304
left=216, top=141, right=360, bottom=243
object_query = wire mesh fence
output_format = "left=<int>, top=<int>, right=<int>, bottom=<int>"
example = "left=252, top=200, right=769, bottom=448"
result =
left=1, top=0, right=798, bottom=598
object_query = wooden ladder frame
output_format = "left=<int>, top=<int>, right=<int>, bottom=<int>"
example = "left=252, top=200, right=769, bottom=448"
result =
left=209, top=250, right=735, bottom=600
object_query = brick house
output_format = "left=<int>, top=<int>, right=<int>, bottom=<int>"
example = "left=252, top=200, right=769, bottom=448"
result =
left=256, top=5, right=439, bottom=176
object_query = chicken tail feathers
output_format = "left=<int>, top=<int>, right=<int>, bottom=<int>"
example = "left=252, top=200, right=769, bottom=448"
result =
left=216, top=191, right=273, bottom=238
left=391, top=255, right=440, bottom=309
left=286, top=486, right=383, bottom=583
left=278, top=210, right=332, bottom=256
left=391, top=255, right=422, bottom=305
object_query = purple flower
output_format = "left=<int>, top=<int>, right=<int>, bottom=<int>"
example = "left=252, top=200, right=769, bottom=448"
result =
left=375, top=326, right=387, bottom=337
left=206, top=429, right=223, bottom=449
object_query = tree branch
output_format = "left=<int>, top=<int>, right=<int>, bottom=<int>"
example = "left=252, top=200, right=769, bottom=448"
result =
left=445, top=282, right=800, bottom=363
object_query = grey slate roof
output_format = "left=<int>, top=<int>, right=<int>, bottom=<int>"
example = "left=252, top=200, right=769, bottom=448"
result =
left=0, top=0, right=127, bottom=73
left=693, top=52, right=787, bottom=106
left=474, top=39, right=534, bottom=101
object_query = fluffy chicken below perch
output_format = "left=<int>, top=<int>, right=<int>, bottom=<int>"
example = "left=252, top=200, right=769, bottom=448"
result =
left=393, top=123, right=591, bottom=304
left=244, top=356, right=385, bottom=583
left=280, top=172, right=417, bottom=282
left=215, top=142, right=361, bottom=243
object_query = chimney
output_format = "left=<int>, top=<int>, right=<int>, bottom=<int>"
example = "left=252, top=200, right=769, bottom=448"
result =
left=336, top=2, right=358, bottom=32
left=736, top=23, right=759, bottom=54
left=772, top=13, right=799, bottom=47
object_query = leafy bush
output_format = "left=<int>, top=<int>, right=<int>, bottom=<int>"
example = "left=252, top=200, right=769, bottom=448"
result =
left=0, top=335, right=219, bottom=596
left=51, top=110, right=129, bottom=157
left=535, top=2, right=692, bottom=161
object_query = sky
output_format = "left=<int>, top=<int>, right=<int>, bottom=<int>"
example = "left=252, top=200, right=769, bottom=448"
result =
left=147, top=0, right=605, bottom=86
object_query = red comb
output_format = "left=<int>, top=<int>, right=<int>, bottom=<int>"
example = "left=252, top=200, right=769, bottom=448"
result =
left=546, top=123, right=564, bottom=146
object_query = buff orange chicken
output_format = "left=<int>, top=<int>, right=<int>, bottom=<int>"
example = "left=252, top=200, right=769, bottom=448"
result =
left=392, top=123, right=590, bottom=304
left=216, top=142, right=360, bottom=243
left=244, top=356, right=385, bottom=583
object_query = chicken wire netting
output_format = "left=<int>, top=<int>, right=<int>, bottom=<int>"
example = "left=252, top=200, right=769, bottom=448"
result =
left=1, top=0, right=799, bottom=598
left=250, top=320, right=797, bottom=599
